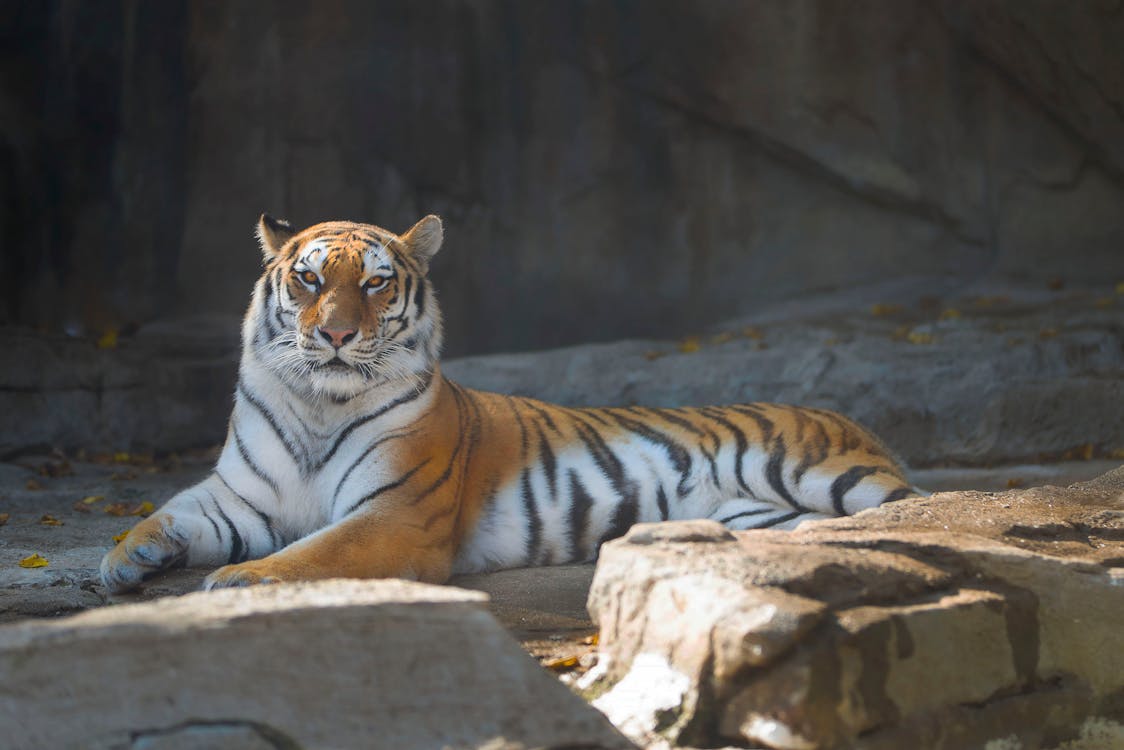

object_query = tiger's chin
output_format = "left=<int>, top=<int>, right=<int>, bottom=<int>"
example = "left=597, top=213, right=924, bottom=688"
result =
left=304, top=363, right=374, bottom=400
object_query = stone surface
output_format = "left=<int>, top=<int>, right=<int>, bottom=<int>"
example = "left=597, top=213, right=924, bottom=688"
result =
left=3, top=279, right=1122, bottom=465
left=0, top=318, right=239, bottom=458
left=584, top=466, right=1124, bottom=749
left=0, top=579, right=632, bottom=750
left=4, top=3, right=1124, bottom=355
left=447, top=281, right=1124, bottom=466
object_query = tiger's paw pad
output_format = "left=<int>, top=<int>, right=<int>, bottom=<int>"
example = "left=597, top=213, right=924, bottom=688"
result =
left=99, top=514, right=189, bottom=594
left=203, top=563, right=284, bottom=590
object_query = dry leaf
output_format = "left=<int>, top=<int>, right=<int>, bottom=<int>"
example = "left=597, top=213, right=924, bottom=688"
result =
left=113, top=452, right=131, bottom=464
left=543, top=656, right=580, bottom=672
left=81, top=495, right=105, bottom=505
left=112, top=530, right=130, bottom=544
left=906, top=330, right=934, bottom=345
left=104, top=503, right=130, bottom=517
left=1039, top=328, right=1058, bottom=340
left=19, top=553, right=49, bottom=569
left=110, top=470, right=138, bottom=481
left=96, top=329, right=118, bottom=349
left=0, top=513, right=9, bottom=527
left=1109, top=448, right=1124, bottom=460
left=72, top=502, right=91, bottom=514
left=870, top=303, right=903, bottom=317
left=740, top=326, right=764, bottom=340
left=938, top=308, right=961, bottom=320
left=130, top=501, right=155, bottom=517
left=1047, top=277, right=1065, bottom=291
left=678, top=337, right=701, bottom=354
left=1062, top=443, right=1095, bottom=461
left=1116, top=282, right=1124, bottom=295
left=644, top=350, right=666, bottom=362
left=709, top=331, right=735, bottom=346
left=25, top=478, right=43, bottom=491
left=1006, top=478, right=1024, bottom=489
left=1093, top=297, right=1115, bottom=309
left=38, top=514, right=63, bottom=527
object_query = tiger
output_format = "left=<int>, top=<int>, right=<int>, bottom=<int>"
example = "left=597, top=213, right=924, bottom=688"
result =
left=100, top=214, right=919, bottom=592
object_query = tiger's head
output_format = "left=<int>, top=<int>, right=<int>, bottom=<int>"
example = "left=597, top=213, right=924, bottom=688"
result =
left=250, top=214, right=443, bottom=399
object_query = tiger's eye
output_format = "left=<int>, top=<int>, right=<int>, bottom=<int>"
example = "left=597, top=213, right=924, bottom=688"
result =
left=301, top=270, right=318, bottom=285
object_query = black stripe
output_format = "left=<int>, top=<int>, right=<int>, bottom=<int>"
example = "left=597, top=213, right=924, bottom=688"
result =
left=830, top=465, right=881, bottom=515
left=728, top=404, right=775, bottom=443
left=882, top=486, right=915, bottom=504
left=757, top=510, right=802, bottom=529
left=600, top=489, right=639, bottom=548
left=211, top=501, right=246, bottom=564
left=215, top=472, right=280, bottom=549
left=330, top=429, right=417, bottom=512
left=403, top=386, right=472, bottom=506
left=793, top=417, right=832, bottom=483
left=522, top=399, right=563, bottom=436
left=718, top=506, right=775, bottom=525
left=700, top=408, right=756, bottom=498
left=232, top=424, right=281, bottom=498
left=608, top=411, right=694, bottom=497
left=656, top=485, right=669, bottom=521
left=345, top=459, right=430, bottom=516
left=413, top=276, right=426, bottom=312
left=522, top=469, right=543, bottom=565
left=642, top=407, right=707, bottom=437
left=568, top=470, right=593, bottom=562
left=766, top=437, right=811, bottom=512
left=700, top=446, right=721, bottom=487
left=318, top=368, right=435, bottom=469
left=195, top=497, right=223, bottom=542
left=505, top=396, right=530, bottom=456
left=237, top=382, right=307, bottom=471
left=535, top=423, right=558, bottom=501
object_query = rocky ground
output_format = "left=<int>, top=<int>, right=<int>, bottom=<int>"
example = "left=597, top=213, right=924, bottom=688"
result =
left=0, top=453, right=1118, bottom=657
left=1, top=277, right=1122, bottom=748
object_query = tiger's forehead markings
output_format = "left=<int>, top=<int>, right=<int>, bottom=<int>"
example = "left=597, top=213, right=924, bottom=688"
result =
left=363, top=241, right=393, bottom=277
left=297, top=240, right=329, bottom=273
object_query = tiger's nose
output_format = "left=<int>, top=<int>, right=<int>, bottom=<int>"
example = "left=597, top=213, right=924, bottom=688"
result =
left=318, top=327, right=357, bottom=348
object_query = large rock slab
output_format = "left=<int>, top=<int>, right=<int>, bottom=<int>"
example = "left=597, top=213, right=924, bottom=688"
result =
left=446, top=282, right=1124, bottom=467
left=0, top=579, right=632, bottom=750
left=584, top=466, right=1124, bottom=749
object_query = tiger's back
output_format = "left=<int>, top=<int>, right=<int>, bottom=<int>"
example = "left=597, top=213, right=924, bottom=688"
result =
left=448, top=390, right=914, bottom=574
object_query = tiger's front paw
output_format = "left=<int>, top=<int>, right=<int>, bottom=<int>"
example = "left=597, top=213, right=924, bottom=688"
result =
left=203, top=560, right=286, bottom=590
left=100, top=513, right=190, bottom=593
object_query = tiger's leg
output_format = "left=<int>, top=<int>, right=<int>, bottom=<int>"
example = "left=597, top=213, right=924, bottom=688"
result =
left=203, top=501, right=456, bottom=589
left=708, top=498, right=831, bottom=531
left=100, top=473, right=281, bottom=593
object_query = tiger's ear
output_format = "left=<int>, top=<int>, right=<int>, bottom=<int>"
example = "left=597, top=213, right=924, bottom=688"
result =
left=397, top=214, right=443, bottom=264
left=256, top=213, right=296, bottom=261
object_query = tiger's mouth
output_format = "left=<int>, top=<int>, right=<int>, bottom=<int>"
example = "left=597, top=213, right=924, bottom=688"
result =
left=315, top=356, right=354, bottom=372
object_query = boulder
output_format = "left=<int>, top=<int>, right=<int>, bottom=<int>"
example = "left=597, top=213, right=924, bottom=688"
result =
left=0, top=579, right=632, bottom=750
left=584, top=466, right=1124, bottom=749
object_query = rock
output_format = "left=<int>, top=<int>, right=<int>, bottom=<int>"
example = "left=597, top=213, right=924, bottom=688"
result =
left=0, top=320, right=239, bottom=458
left=584, top=466, right=1124, bottom=749
left=7, top=4, right=1124, bottom=355
left=445, top=284, right=1124, bottom=467
left=0, top=579, right=632, bottom=750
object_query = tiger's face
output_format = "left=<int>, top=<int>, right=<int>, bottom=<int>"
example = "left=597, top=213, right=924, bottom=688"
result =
left=251, top=214, right=443, bottom=398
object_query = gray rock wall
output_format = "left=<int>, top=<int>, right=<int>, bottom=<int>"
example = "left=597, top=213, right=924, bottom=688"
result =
left=2, top=1, right=1123, bottom=355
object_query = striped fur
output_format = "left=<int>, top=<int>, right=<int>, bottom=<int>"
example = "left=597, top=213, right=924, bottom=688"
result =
left=100, top=215, right=918, bottom=592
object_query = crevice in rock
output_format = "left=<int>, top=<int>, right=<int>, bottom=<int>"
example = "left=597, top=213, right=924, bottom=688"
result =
left=129, top=719, right=302, bottom=750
